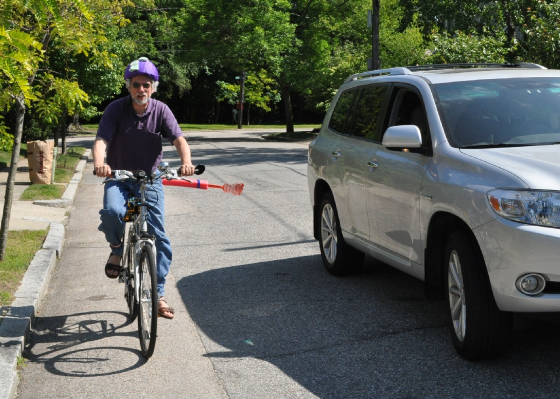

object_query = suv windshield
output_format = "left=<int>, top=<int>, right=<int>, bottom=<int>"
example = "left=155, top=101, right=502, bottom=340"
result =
left=433, top=78, right=560, bottom=148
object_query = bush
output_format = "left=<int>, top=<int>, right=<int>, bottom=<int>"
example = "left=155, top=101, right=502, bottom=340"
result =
left=429, top=30, right=509, bottom=64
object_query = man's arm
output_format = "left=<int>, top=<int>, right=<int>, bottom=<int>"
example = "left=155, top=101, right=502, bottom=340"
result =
left=173, top=136, right=195, bottom=176
left=92, top=137, right=112, bottom=177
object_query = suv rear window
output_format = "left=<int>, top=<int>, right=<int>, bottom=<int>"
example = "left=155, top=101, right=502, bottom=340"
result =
left=329, top=88, right=358, bottom=134
left=329, top=84, right=389, bottom=141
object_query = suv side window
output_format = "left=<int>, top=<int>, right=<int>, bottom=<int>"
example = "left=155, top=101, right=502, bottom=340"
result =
left=386, top=87, right=432, bottom=153
left=328, top=88, right=359, bottom=134
left=352, top=84, right=390, bottom=141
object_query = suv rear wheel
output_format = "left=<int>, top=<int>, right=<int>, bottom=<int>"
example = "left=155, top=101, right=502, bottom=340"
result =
left=318, top=194, right=363, bottom=275
left=444, top=230, right=512, bottom=360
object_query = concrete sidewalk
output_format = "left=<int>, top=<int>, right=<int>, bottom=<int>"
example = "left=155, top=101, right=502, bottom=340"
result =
left=0, top=136, right=93, bottom=399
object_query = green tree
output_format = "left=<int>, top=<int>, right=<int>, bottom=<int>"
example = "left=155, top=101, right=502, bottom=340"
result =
left=175, top=0, right=297, bottom=130
left=217, top=70, right=280, bottom=124
left=517, top=1, right=560, bottom=68
left=428, top=30, right=508, bottom=64
left=396, top=0, right=560, bottom=65
left=0, top=0, right=129, bottom=260
left=379, top=0, right=431, bottom=67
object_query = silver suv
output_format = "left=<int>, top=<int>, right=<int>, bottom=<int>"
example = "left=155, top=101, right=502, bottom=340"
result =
left=307, top=63, right=560, bottom=360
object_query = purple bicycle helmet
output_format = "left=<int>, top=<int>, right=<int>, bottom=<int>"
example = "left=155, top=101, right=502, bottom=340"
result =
left=124, top=57, right=159, bottom=81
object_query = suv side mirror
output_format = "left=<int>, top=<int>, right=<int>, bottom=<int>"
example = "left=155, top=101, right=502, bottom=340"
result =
left=382, top=125, right=422, bottom=148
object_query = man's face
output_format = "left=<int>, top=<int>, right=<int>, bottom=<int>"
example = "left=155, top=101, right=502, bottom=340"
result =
left=128, top=75, right=154, bottom=106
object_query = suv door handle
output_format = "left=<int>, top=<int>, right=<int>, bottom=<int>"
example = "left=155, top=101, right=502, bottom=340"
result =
left=368, top=161, right=379, bottom=168
left=331, top=151, right=342, bottom=158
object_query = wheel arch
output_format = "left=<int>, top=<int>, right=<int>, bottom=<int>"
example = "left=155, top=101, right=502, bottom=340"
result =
left=424, top=211, right=484, bottom=298
left=313, top=179, right=333, bottom=240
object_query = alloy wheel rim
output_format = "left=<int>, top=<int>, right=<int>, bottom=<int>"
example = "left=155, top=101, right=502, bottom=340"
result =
left=321, top=203, right=338, bottom=264
left=448, top=250, right=466, bottom=342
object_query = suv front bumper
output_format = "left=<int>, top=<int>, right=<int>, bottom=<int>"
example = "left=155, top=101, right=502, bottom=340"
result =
left=476, top=218, right=560, bottom=312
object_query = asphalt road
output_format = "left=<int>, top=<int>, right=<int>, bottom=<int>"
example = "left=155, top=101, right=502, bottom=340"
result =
left=15, top=129, right=560, bottom=398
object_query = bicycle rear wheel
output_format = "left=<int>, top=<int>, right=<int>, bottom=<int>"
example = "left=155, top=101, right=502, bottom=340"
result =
left=137, top=244, right=158, bottom=358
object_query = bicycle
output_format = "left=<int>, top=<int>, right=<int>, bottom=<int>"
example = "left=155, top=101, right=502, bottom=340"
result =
left=99, top=162, right=205, bottom=358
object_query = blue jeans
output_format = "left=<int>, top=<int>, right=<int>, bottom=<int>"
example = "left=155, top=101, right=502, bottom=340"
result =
left=98, top=177, right=171, bottom=297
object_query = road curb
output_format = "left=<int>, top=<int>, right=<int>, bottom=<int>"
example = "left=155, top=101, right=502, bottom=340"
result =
left=0, top=149, right=90, bottom=399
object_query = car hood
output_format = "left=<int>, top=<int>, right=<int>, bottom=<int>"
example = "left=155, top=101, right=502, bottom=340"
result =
left=460, top=145, right=560, bottom=190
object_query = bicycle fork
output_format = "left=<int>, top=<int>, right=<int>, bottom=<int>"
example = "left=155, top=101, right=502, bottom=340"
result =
left=133, top=237, right=157, bottom=301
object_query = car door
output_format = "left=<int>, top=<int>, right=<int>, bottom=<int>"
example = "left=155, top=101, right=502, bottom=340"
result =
left=324, top=87, right=363, bottom=236
left=338, top=84, right=391, bottom=241
left=366, top=86, right=432, bottom=264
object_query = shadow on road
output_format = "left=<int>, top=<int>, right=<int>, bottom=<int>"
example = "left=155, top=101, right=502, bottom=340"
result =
left=23, top=310, right=146, bottom=377
left=178, top=255, right=560, bottom=398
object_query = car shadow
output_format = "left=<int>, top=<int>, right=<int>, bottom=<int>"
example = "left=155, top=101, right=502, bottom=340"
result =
left=177, top=255, right=560, bottom=398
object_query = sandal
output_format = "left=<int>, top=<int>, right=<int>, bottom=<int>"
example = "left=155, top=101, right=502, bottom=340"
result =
left=158, top=297, right=175, bottom=319
left=104, top=254, right=122, bottom=279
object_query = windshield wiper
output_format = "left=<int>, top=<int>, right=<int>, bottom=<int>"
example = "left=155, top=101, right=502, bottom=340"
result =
left=460, top=142, right=551, bottom=149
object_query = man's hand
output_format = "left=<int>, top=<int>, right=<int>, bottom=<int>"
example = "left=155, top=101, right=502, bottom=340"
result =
left=92, top=138, right=111, bottom=177
left=178, top=164, right=195, bottom=176
left=94, top=164, right=112, bottom=177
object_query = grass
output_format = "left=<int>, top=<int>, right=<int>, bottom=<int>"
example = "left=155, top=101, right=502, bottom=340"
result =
left=0, top=229, right=47, bottom=307
left=19, top=146, right=86, bottom=200
left=0, top=143, right=27, bottom=168
left=19, top=184, right=66, bottom=200
left=17, top=355, right=27, bottom=370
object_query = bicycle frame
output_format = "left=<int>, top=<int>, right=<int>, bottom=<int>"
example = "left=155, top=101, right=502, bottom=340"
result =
left=122, top=176, right=157, bottom=304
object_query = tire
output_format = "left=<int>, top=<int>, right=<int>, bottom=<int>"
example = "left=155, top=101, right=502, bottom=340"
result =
left=124, top=248, right=137, bottom=322
left=444, top=230, right=512, bottom=360
left=137, top=245, right=158, bottom=358
left=318, top=194, right=364, bottom=275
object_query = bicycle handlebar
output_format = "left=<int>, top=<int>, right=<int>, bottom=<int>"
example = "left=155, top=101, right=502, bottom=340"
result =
left=94, top=163, right=243, bottom=195
left=94, top=164, right=205, bottom=179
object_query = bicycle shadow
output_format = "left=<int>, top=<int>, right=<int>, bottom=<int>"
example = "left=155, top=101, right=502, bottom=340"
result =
left=24, top=310, right=146, bottom=377
left=177, top=254, right=560, bottom=398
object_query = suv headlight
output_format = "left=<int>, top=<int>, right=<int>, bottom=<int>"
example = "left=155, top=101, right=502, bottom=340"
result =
left=487, top=189, right=560, bottom=228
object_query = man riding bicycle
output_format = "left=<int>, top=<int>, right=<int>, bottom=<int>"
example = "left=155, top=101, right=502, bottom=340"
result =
left=92, top=57, right=195, bottom=320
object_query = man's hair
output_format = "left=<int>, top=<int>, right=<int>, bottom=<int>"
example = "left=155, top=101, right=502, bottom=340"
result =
left=125, top=78, right=159, bottom=93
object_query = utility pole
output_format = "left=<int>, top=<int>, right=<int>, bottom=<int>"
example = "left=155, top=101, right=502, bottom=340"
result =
left=369, top=0, right=380, bottom=70
left=236, top=72, right=246, bottom=129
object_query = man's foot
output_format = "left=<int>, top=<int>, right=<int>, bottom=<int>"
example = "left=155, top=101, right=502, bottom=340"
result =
left=105, top=254, right=122, bottom=279
left=158, top=297, right=175, bottom=319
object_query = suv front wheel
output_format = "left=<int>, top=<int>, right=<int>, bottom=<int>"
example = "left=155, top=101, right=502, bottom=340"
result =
left=318, top=194, right=363, bottom=275
left=444, top=230, right=512, bottom=360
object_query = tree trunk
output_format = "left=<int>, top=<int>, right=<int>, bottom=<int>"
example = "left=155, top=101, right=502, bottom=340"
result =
left=281, top=84, right=294, bottom=134
left=371, top=0, right=381, bottom=69
left=215, top=101, right=221, bottom=124
left=53, top=123, right=59, bottom=148
left=60, top=114, right=67, bottom=154
left=73, top=113, right=80, bottom=130
left=0, top=96, right=26, bottom=260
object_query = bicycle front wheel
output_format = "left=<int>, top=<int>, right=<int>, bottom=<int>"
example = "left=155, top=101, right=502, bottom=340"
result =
left=124, top=241, right=138, bottom=322
left=137, top=245, right=158, bottom=358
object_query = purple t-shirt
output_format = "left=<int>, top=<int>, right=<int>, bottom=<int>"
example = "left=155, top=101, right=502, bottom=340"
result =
left=96, top=96, right=183, bottom=173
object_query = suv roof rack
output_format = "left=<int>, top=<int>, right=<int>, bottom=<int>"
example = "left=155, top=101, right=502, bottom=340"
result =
left=345, top=62, right=546, bottom=82
left=405, top=62, right=546, bottom=71
left=345, top=67, right=411, bottom=82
